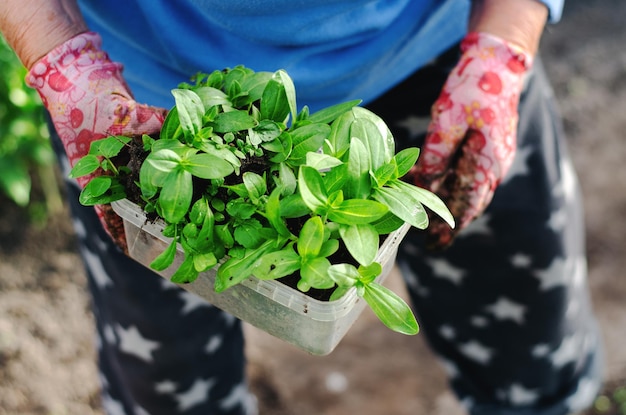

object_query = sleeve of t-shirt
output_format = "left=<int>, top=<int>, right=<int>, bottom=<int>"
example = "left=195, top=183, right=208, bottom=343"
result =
left=538, top=0, right=565, bottom=23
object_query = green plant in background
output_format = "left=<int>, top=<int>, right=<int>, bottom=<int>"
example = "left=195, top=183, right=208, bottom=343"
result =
left=0, top=34, right=61, bottom=218
left=71, top=66, right=455, bottom=335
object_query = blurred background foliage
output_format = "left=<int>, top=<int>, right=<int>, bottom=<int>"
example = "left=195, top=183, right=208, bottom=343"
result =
left=0, top=34, right=62, bottom=221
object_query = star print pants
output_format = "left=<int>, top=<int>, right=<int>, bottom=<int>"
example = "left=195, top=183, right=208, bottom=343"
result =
left=49, top=49, right=602, bottom=414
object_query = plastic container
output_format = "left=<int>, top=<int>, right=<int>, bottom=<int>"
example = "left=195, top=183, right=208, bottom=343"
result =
left=111, top=199, right=409, bottom=355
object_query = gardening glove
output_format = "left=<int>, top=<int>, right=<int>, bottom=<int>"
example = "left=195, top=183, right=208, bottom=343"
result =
left=26, top=31, right=166, bottom=253
left=411, top=32, right=533, bottom=250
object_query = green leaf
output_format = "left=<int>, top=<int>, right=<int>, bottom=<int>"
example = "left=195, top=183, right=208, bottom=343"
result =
left=327, top=199, right=388, bottom=225
left=305, top=152, right=343, bottom=171
left=298, top=166, right=328, bottom=213
left=350, top=117, right=385, bottom=170
left=260, top=78, right=290, bottom=123
left=150, top=239, right=178, bottom=271
left=297, top=216, right=325, bottom=259
left=351, top=107, right=395, bottom=161
left=211, top=110, right=257, bottom=133
left=276, top=70, right=297, bottom=123
left=266, top=188, right=292, bottom=237
left=159, top=169, right=193, bottom=224
left=389, top=180, right=455, bottom=228
left=146, top=149, right=182, bottom=174
left=243, top=172, right=266, bottom=202
left=322, top=163, right=348, bottom=194
left=170, top=255, right=199, bottom=284
left=339, top=224, right=379, bottom=265
left=183, top=153, right=235, bottom=179
left=68, top=154, right=101, bottom=178
left=371, top=212, right=405, bottom=234
left=372, top=186, right=429, bottom=230
left=83, top=176, right=112, bottom=198
left=249, top=119, right=283, bottom=145
left=308, top=100, right=362, bottom=124
left=193, top=86, right=231, bottom=108
left=394, top=147, right=420, bottom=177
left=160, top=107, right=182, bottom=141
left=279, top=193, right=311, bottom=218
left=89, top=136, right=131, bottom=158
left=299, top=257, right=334, bottom=290
left=361, top=282, right=419, bottom=335
left=326, top=110, right=354, bottom=159
left=289, top=123, right=331, bottom=165
left=78, top=180, right=126, bottom=205
left=215, top=240, right=277, bottom=292
left=172, top=89, right=205, bottom=140
left=234, top=219, right=264, bottom=248
left=237, top=71, right=274, bottom=105
left=193, top=251, right=217, bottom=272
left=327, top=263, right=360, bottom=287
left=358, top=262, right=383, bottom=283
left=252, top=247, right=301, bottom=280
left=371, top=162, right=397, bottom=188
left=346, top=137, right=371, bottom=199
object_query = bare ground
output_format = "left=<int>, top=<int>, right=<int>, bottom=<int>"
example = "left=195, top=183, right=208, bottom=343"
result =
left=1, top=1, right=625, bottom=414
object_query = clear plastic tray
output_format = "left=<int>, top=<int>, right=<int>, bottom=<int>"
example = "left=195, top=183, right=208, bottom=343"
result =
left=112, top=199, right=409, bottom=355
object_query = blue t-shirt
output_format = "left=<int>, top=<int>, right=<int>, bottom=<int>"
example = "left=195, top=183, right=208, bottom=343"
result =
left=77, top=0, right=563, bottom=111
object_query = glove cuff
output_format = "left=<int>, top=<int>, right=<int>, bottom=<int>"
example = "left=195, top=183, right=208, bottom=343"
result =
left=461, top=32, right=533, bottom=73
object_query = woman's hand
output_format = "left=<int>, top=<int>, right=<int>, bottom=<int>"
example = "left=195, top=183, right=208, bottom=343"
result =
left=26, top=32, right=166, bottom=251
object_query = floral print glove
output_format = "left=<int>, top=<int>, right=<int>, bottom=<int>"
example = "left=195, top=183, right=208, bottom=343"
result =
left=412, top=32, right=533, bottom=250
left=26, top=32, right=166, bottom=252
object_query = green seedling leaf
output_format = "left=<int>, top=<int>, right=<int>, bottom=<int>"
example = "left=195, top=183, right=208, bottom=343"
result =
left=372, top=162, right=397, bottom=188
left=361, top=282, right=419, bottom=335
left=339, top=224, right=378, bottom=266
left=276, top=70, right=297, bottom=123
left=322, top=163, right=348, bottom=194
left=211, top=110, right=257, bottom=133
left=279, top=193, right=311, bottom=218
left=305, top=152, right=343, bottom=171
left=243, top=172, right=266, bottom=203
left=84, top=176, right=112, bottom=198
left=351, top=117, right=385, bottom=170
left=159, top=170, right=193, bottom=224
left=160, top=107, right=182, bottom=141
left=319, top=238, right=339, bottom=258
left=237, top=71, right=274, bottom=105
left=193, top=251, right=217, bottom=272
left=394, top=147, right=420, bottom=177
left=346, top=137, right=371, bottom=199
left=150, top=239, right=178, bottom=271
left=266, top=188, right=292, bottom=237
left=372, top=186, right=429, bottom=230
left=327, top=199, right=388, bottom=225
left=260, top=78, right=290, bottom=123
left=358, top=262, right=383, bottom=283
left=298, top=166, right=328, bottom=213
left=389, top=180, right=455, bottom=228
left=297, top=216, right=325, bottom=259
left=183, top=153, right=235, bottom=179
left=326, top=110, right=354, bottom=158
left=249, top=120, right=283, bottom=145
left=78, top=181, right=126, bottom=206
left=371, top=211, right=405, bottom=234
left=170, top=255, right=199, bottom=284
left=215, top=239, right=277, bottom=292
left=226, top=199, right=256, bottom=220
left=234, top=219, right=264, bottom=249
left=289, top=123, right=331, bottom=165
left=351, top=107, right=395, bottom=161
left=194, top=86, right=231, bottom=108
left=328, top=263, right=360, bottom=287
left=145, top=149, right=182, bottom=174
left=276, top=161, right=297, bottom=195
left=68, top=154, right=100, bottom=178
left=299, top=257, right=334, bottom=291
left=308, top=99, right=362, bottom=124
left=89, top=135, right=131, bottom=158
left=172, top=88, right=205, bottom=140
left=252, top=247, right=301, bottom=280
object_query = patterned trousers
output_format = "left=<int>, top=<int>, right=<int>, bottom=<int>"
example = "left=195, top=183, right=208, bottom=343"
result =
left=50, top=48, right=602, bottom=415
